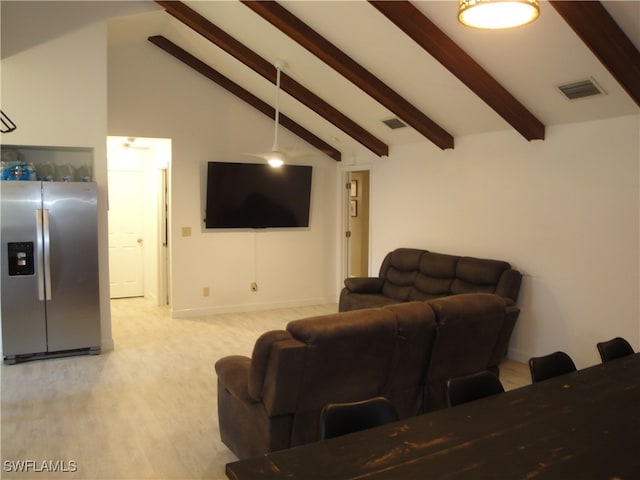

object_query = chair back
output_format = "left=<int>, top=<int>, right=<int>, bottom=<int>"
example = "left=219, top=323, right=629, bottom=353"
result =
left=596, top=337, right=634, bottom=362
left=529, top=351, right=576, bottom=383
left=446, top=370, right=505, bottom=407
left=319, top=396, right=399, bottom=440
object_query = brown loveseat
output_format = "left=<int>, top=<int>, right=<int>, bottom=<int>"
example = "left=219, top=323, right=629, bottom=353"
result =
left=215, top=293, right=517, bottom=459
left=339, top=248, right=522, bottom=311
left=339, top=248, right=522, bottom=365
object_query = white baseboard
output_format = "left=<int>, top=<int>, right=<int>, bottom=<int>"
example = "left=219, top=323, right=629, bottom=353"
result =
left=170, top=297, right=338, bottom=318
left=101, top=337, right=115, bottom=352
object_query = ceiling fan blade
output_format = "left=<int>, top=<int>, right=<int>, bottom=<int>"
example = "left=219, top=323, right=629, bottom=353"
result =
left=241, top=152, right=270, bottom=160
left=241, top=150, right=290, bottom=162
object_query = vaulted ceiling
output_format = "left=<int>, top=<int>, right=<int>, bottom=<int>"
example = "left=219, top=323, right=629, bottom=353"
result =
left=3, top=1, right=639, bottom=161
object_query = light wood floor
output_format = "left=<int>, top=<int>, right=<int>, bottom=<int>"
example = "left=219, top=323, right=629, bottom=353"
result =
left=1, top=298, right=530, bottom=479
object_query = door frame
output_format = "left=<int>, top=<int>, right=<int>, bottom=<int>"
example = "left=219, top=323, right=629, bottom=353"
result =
left=106, top=136, right=171, bottom=306
left=340, top=165, right=372, bottom=283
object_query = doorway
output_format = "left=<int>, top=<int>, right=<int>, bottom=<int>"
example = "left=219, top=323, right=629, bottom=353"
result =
left=346, top=169, right=370, bottom=278
left=107, top=136, right=170, bottom=306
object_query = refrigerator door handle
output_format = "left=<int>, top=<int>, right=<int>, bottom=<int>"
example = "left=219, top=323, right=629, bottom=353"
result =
left=42, top=209, right=52, bottom=301
left=36, top=209, right=46, bottom=300
left=36, top=209, right=52, bottom=301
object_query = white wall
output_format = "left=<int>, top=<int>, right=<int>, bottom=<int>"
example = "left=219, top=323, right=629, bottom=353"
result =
left=107, top=38, right=339, bottom=316
left=368, top=115, right=639, bottom=367
left=1, top=23, right=114, bottom=351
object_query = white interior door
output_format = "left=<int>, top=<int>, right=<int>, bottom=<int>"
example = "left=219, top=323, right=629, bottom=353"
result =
left=108, top=170, right=145, bottom=298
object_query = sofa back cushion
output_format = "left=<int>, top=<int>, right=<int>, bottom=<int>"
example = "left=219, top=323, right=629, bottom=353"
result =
left=383, top=302, right=437, bottom=417
left=410, top=252, right=459, bottom=301
left=450, top=256, right=512, bottom=296
left=380, top=248, right=425, bottom=301
left=285, top=302, right=437, bottom=446
left=287, top=308, right=397, bottom=410
left=423, top=293, right=506, bottom=411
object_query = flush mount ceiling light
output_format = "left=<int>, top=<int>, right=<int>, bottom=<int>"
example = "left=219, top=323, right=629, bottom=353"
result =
left=458, top=0, right=540, bottom=29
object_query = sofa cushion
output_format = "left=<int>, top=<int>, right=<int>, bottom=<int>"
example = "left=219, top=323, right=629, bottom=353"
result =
left=339, top=292, right=400, bottom=312
left=287, top=308, right=397, bottom=410
left=424, top=293, right=506, bottom=410
left=411, top=252, right=459, bottom=300
left=386, top=248, right=425, bottom=272
left=382, top=248, right=424, bottom=301
left=383, top=302, right=438, bottom=417
left=286, top=302, right=437, bottom=446
left=450, top=256, right=511, bottom=295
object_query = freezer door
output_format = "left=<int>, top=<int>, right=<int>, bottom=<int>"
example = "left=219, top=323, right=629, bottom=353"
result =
left=43, top=182, right=101, bottom=352
left=0, top=181, right=48, bottom=356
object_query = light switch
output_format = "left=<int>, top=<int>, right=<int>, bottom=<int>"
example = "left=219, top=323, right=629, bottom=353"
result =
left=182, top=227, right=192, bottom=237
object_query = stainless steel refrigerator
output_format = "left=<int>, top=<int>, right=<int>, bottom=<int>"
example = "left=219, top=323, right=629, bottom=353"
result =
left=1, top=181, right=101, bottom=364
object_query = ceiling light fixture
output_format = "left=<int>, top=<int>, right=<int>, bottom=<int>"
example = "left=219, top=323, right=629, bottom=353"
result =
left=458, top=0, right=540, bottom=29
left=266, top=150, right=285, bottom=168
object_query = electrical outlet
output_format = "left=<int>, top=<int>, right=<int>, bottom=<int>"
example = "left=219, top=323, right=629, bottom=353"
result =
left=203, top=287, right=210, bottom=297
left=251, top=282, right=258, bottom=292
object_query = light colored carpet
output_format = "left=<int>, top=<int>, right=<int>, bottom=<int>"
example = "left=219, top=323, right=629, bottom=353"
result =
left=1, top=298, right=529, bottom=479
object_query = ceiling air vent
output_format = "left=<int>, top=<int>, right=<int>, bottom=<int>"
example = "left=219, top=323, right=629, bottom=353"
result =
left=558, top=78, right=605, bottom=100
left=382, top=118, right=407, bottom=129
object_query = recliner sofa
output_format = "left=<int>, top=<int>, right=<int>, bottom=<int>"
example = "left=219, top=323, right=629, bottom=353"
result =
left=215, top=293, right=518, bottom=459
left=339, top=248, right=522, bottom=365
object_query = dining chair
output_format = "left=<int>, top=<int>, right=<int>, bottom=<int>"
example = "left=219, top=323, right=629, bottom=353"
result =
left=446, top=370, right=505, bottom=407
left=596, top=337, right=634, bottom=362
left=318, top=396, right=399, bottom=440
left=528, top=351, right=577, bottom=383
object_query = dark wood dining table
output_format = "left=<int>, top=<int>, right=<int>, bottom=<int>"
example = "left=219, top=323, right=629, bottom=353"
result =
left=225, top=352, right=640, bottom=479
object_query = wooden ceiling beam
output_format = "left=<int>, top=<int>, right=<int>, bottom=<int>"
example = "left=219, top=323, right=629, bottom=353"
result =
left=241, top=0, right=454, bottom=150
left=550, top=1, right=640, bottom=107
left=148, top=35, right=342, bottom=162
left=155, top=0, right=388, bottom=157
left=370, top=1, right=545, bottom=142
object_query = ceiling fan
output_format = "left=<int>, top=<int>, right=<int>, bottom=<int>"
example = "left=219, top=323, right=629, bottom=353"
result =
left=266, top=60, right=287, bottom=168
left=248, top=60, right=315, bottom=168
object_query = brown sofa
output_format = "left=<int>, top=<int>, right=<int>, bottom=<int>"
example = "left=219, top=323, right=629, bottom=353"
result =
left=215, top=293, right=517, bottom=459
left=339, top=247, right=522, bottom=366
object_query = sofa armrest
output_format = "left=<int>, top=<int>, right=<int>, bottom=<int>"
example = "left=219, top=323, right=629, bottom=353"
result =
left=215, top=355, right=254, bottom=403
left=344, top=276, right=385, bottom=293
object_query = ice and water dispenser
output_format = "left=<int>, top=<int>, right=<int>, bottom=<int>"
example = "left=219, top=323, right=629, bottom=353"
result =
left=7, top=242, right=35, bottom=276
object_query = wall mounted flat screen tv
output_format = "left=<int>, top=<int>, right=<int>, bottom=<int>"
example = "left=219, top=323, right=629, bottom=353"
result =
left=205, top=162, right=313, bottom=229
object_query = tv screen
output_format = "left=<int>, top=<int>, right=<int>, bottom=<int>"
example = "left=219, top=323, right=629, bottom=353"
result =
left=205, top=162, right=312, bottom=229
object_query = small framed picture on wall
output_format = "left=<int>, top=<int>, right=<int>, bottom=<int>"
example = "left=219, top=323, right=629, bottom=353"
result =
left=351, top=199, right=357, bottom=217
left=350, top=180, right=358, bottom=197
